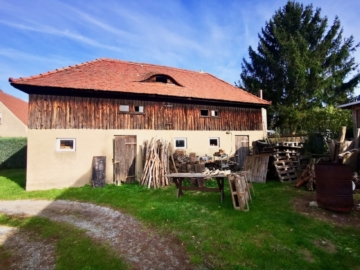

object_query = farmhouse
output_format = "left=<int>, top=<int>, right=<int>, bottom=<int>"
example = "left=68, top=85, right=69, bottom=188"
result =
left=9, top=58, right=271, bottom=191
left=0, top=90, right=28, bottom=137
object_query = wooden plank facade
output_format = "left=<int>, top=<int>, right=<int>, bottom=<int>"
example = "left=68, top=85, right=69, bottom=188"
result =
left=28, top=94, right=263, bottom=131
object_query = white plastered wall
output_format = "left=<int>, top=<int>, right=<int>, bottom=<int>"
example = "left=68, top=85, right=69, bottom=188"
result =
left=26, top=129, right=266, bottom=191
left=0, top=102, right=27, bottom=137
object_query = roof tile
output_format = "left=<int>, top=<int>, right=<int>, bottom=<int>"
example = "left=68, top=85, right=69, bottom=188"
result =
left=0, top=90, right=28, bottom=125
left=9, top=58, right=270, bottom=105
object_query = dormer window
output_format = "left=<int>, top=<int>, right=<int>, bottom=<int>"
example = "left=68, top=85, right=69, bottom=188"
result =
left=141, top=74, right=183, bottom=86
left=155, top=76, right=168, bottom=83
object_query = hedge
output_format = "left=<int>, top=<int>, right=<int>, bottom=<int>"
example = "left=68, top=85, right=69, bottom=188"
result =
left=0, top=137, right=27, bottom=169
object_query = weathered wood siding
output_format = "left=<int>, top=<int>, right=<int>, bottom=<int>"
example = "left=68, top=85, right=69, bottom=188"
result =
left=28, top=94, right=263, bottom=130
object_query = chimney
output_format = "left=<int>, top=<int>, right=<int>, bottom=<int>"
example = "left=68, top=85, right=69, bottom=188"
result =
left=258, top=89, right=263, bottom=99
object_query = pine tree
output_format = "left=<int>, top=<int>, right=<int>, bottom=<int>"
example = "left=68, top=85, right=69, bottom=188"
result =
left=239, top=1, right=360, bottom=133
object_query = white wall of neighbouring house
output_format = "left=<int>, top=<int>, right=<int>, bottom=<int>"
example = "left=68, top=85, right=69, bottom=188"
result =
left=0, top=102, right=27, bottom=137
left=25, top=129, right=265, bottom=191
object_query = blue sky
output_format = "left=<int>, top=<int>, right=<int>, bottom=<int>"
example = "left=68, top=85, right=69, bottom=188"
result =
left=1, top=0, right=360, bottom=102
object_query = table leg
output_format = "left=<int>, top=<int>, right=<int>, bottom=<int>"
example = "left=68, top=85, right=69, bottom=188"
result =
left=173, top=177, right=180, bottom=189
left=216, top=177, right=225, bottom=202
left=174, top=178, right=184, bottom=198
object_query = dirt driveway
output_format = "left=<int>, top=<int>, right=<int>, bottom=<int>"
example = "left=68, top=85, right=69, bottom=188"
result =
left=0, top=200, right=194, bottom=270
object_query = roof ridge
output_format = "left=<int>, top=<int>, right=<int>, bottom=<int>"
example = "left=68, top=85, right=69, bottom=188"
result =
left=9, top=58, right=107, bottom=83
left=9, top=58, right=207, bottom=83
left=97, top=58, right=208, bottom=75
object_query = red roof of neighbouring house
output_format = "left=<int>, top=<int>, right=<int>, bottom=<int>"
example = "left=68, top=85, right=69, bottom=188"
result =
left=9, top=58, right=270, bottom=106
left=0, top=90, right=28, bottom=125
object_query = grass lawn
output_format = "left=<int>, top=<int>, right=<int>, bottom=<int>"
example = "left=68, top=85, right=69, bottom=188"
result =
left=1, top=168, right=360, bottom=269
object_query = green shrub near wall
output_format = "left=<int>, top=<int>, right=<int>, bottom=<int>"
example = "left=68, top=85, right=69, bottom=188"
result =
left=0, top=137, right=27, bottom=169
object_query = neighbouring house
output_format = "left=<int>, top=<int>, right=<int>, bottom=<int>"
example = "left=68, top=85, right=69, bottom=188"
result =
left=9, top=58, right=271, bottom=191
left=0, top=90, right=28, bottom=137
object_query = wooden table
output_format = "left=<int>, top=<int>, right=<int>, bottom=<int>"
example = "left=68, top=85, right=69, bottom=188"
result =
left=166, top=173, right=226, bottom=202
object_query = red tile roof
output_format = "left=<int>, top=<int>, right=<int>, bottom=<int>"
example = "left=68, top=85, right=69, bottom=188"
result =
left=0, top=90, right=28, bottom=125
left=9, top=58, right=270, bottom=106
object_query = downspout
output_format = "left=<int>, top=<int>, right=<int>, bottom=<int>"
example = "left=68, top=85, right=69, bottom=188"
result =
left=258, top=90, right=267, bottom=138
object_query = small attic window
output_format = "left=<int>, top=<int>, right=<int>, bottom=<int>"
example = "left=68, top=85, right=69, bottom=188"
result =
left=120, top=105, right=129, bottom=112
left=200, top=110, right=209, bottom=116
left=211, top=110, right=218, bottom=117
left=155, top=76, right=168, bottom=83
left=135, top=106, right=144, bottom=113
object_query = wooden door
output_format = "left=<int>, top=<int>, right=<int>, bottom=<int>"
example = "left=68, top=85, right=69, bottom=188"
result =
left=114, top=135, right=137, bottom=183
left=235, top=135, right=249, bottom=170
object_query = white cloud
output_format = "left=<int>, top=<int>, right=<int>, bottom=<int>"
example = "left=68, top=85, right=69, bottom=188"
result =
left=0, top=0, right=359, bottom=98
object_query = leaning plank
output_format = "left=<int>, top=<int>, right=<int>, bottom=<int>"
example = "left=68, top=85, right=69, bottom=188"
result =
left=243, top=155, right=269, bottom=183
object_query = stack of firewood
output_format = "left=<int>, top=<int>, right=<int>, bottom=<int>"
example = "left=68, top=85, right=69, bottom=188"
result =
left=295, top=159, right=316, bottom=190
left=170, top=150, right=200, bottom=173
left=140, top=138, right=170, bottom=188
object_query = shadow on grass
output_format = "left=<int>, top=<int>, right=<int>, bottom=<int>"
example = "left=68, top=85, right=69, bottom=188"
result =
left=0, top=168, right=26, bottom=190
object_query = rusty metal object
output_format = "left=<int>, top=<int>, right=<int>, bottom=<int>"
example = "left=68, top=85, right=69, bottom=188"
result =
left=315, top=163, right=354, bottom=213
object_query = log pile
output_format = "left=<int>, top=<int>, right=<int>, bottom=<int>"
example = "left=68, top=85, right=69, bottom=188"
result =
left=295, top=159, right=316, bottom=190
left=171, top=150, right=205, bottom=173
left=140, top=138, right=170, bottom=188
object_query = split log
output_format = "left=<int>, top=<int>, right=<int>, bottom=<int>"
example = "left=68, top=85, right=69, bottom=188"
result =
left=295, top=159, right=315, bottom=190
left=169, top=144, right=178, bottom=173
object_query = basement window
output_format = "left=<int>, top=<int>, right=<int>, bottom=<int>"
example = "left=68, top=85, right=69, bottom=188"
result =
left=174, top=137, right=187, bottom=149
left=209, top=137, right=219, bottom=147
left=119, top=105, right=129, bottom=112
left=56, top=138, right=76, bottom=152
left=135, top=106, right=144, bottom=113
left=200, top=110, right=209, bottom=116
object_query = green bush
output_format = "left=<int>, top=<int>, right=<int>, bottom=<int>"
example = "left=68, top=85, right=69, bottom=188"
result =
left=0, top=137, right=27, bottom=169
left=272, top=105, right=353, bottom=136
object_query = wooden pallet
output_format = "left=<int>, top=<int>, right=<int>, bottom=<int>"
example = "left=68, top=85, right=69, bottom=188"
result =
left=274, top=160, right=300, bottom=182
left=274, top=160, right=300, bottom=169
left=272, top=151, right=300, bottom=161
left=228, top=173, right=252, bottom=211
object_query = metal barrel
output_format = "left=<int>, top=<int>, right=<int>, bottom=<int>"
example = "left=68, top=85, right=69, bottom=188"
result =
left=315, top=163, right=354, bottom=212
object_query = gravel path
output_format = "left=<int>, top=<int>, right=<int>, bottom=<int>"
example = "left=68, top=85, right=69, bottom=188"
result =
left=0, top=225, right=56, bottom=269
left=0, top=200, right=193, bottom=270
